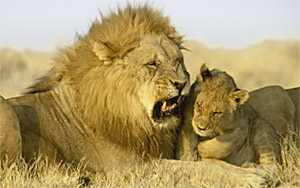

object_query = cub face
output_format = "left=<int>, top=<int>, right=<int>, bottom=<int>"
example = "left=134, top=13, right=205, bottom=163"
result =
left=192, top=64, right=249, bottom=138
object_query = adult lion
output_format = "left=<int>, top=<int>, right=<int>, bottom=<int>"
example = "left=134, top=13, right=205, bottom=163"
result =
left=0, top=5, right=266, bottom=187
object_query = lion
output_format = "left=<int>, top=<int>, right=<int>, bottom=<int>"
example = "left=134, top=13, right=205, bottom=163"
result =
left=0, top=5, right=267, bottom=187
left=193, top=64, right=283, bottom=166
left=176, top=64, right=297, bottom=167
left=285, top=87, right=300, bottom=146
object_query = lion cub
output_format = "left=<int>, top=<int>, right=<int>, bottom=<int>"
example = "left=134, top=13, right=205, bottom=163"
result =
left=192, top=64, right=281, bottom=167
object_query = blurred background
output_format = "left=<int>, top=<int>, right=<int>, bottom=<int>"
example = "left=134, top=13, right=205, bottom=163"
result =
left=0, top=0, right=299, bottom=98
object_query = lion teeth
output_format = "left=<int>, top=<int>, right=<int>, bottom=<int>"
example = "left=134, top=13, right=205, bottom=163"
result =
left=162, top=101, right=167, bottom=112
left=171, top=103, right=177, bottom=109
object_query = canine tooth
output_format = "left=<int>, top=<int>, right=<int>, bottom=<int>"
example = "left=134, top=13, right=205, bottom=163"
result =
left=162, top=101, right=167, bottom=111
left=172, top=103, right=177, bottom=109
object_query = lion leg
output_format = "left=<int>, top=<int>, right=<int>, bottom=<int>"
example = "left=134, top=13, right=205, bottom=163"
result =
left=202, top=158, right=266, bottom=176
left=0, top=95, right=22, bottom=166
left=176, top=125, right=199, bottom=161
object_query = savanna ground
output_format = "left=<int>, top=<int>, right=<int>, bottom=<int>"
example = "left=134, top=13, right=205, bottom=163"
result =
left=0, top=39, right=300, bottom=187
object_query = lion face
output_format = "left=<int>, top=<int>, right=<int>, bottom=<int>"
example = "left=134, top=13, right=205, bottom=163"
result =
left=192, top=64, right=249, bottom=137
left=126, top=35, right=190, bottom=128
left=92, top=34, right=190, bottom=129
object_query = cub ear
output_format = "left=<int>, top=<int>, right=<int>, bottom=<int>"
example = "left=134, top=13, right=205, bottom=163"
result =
left=229, top=89, right=249, bottom=106
left=199, top=63, right=211, bottom=82
left=93, top=41, right=114, bottom=65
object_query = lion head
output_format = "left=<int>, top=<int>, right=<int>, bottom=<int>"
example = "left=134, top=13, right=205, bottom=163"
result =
left=192, top=64, right=249, bottom=138
left=26, top=5, right=190, bottom=157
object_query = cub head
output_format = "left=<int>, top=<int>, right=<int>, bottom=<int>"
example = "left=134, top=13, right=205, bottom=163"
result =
left=192, top=64, right=249, bottom=137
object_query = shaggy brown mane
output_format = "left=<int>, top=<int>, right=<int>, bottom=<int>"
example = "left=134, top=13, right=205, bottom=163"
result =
left=26, top=4, right=183, bottom=94
left=88, top=5, right=183, bottom=58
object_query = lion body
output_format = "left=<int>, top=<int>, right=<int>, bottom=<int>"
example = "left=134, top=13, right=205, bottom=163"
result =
left=0, top=5, right=269, bottom=187
left=285, top=87, right=300, bottom=146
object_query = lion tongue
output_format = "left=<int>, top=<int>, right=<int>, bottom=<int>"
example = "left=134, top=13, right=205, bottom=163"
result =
left=161, top=100, right=177, bottom=113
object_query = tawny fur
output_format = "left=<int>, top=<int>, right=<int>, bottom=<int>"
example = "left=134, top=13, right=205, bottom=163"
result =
left=0, top=96, right=22, bottom=166
left=177, top=64, right=297, bottom=167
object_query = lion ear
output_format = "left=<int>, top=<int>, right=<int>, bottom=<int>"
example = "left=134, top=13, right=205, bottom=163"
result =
left=199, top=63, right=211, bottom=82
left=229, top=89, right=249, bottom=106
left=93, top=41, right=114, bottom=65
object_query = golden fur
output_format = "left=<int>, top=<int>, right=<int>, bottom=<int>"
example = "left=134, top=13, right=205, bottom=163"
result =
left=0, top=5, right=270, bottom=187
left=193, top=64, right=282, bottom=166
left=177, top=64, right=296, bottom=168
left=3, top=4, right=190, bottom=168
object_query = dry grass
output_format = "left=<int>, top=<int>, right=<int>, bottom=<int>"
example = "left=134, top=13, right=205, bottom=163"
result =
left=1, top=135, right=299, bottom=188
left=0, top=158, right=215, bottom=188
left=0, top=47, right=52, bottom=98
left=183, top=39, right=300, bottom=91
left=0, top=40, right=299, bottom=187
left=277, top=134, right=300, bottom=186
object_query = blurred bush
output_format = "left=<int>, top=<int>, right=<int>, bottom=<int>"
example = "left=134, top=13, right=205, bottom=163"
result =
left=0, top=39, right=299, bottom=98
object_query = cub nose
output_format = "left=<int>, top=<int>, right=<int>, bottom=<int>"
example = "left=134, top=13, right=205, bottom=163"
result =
left=193, top=118, right=207, bottom=130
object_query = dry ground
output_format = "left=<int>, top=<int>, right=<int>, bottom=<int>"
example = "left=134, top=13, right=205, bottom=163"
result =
left=0, top=136, right=299, bottom=187
left=0, top=39, right=299, bottom=187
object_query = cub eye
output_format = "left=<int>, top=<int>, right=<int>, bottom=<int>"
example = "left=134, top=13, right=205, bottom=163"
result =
left=211, top=111, right=223, bottom=117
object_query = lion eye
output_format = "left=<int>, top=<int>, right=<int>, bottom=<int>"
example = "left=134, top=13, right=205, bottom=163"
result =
left=146, top=60, right=158, bottom=67
left=195, top=102, right=202, bottom=110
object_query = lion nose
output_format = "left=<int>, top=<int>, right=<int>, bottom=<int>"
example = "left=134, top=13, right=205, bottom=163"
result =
left=172, top=80, right=185, bottom=91
left=170, top=80, right=190, bottom=96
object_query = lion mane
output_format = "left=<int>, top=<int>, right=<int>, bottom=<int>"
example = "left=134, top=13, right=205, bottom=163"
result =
left=1, top=4, right=191, bottom=171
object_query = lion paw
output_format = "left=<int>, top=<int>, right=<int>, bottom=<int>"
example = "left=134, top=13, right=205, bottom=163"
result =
left=242, top=161, right=259, bottom=168
left=237, top=173, right=269, bottom=188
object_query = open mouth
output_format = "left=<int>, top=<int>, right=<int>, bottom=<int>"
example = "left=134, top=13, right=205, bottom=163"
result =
left=152, top=95, right=184, bottom=121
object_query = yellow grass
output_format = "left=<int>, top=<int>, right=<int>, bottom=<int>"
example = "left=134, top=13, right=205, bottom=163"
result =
left=0, top=48, right=52, bottom=98
left=1, top=136, right=299, bottom=187
left=183, top=39, right=300, bottom=91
